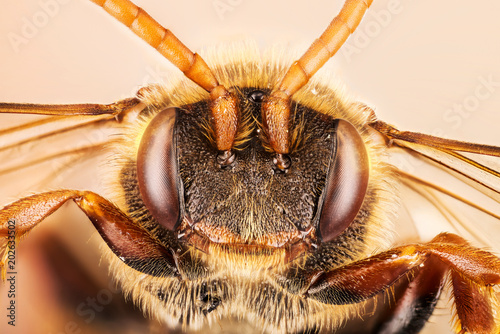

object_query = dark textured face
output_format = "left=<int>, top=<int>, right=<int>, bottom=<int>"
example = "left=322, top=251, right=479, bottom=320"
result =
left=114, top=71, right=388, bottom=331
left=176, top=88, right=337, bottom=248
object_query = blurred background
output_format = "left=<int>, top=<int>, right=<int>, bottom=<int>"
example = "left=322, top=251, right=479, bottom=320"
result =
left=0, top=1, right=499, bottom=333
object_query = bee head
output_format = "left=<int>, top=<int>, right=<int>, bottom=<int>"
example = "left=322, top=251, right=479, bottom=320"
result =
left=136, top=86, right=369, bottom=261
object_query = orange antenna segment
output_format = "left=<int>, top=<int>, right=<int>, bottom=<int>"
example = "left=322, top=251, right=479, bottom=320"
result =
left=90, top=0, right=238, bottom=153
left=263, top=0, right=373, bottom=154
left=280, top=0, right=373, bottom=96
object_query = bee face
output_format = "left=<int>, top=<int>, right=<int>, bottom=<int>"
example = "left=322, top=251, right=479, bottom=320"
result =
left=147, top=87, right=362, bottom=248
left=107, top=58, right=395, bottom=331
left=1, top=1, right=500, bottom=334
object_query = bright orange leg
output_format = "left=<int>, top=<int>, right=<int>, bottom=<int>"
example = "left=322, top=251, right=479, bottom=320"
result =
left=0, top=190, right=180, bottom=278
left=292, top=233, right=500, bottom=334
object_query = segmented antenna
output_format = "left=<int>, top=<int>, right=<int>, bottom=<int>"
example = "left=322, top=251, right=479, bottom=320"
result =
left=89, top=0, right=238, bottom=156
left=263, top=0, right=373, bottom=157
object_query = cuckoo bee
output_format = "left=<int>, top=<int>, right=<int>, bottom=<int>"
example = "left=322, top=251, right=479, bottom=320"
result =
left=1, top=1, right=500, bottom=334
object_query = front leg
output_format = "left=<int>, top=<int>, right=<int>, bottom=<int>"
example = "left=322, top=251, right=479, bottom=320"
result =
left=0, top=190, right=181, bottom=279
left=286, top=233, right=500, bottom=334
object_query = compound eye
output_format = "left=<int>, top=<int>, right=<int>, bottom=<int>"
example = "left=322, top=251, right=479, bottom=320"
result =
left=319, top=119, right=369, bottom=243
left=137, top=107, right=180, bottom=231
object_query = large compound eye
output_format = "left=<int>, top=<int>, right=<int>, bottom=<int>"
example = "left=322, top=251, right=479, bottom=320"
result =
left=318, top=119, right=369, bottom=243
left=137, top=107, right=180, bottom=231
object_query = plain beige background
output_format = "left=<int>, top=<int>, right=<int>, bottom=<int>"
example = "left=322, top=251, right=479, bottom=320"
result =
left=0, top=1, right=499, bottom=334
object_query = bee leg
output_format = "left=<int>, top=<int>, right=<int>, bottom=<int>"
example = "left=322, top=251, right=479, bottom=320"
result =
left=302, top=233, right=500, bottom=334
left=0, top=190, right=181, bottom=279
left=0, top=97, right=140, bottom=117
left=371, top=255, right=447, bottom=334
